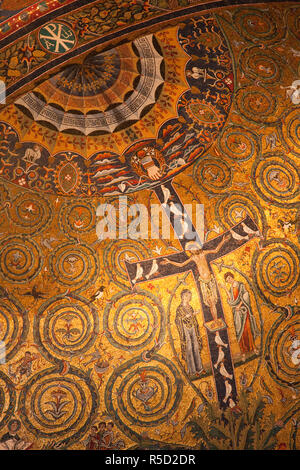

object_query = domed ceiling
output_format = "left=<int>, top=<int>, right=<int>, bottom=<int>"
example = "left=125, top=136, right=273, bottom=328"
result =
left=0, top=14, right=234, bottom=196
left=0, top=0, right=299, bottom=453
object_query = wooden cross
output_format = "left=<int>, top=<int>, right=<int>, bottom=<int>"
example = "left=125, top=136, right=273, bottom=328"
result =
left=125, top=180, right=261, bottom=408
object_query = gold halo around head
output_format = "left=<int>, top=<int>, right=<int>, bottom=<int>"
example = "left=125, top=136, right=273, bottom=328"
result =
left=185, top=241, right=202, bottom=251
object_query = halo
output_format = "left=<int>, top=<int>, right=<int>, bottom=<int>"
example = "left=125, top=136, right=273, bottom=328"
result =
left=185, top=241, right=202, bottom=251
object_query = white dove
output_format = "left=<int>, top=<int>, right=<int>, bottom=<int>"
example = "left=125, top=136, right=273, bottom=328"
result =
left=219, top=362, right=233, bottom=380
left=215, top=331, right=228, bottom=348
left=42, top=237, right=58, bottom=250
left=145, top=260, right=159, bottom=280
left=177, top=219, right=190, bottom=239
left=132, top=263, right=144, bottom=284
left=124, top=253, right=136, bottom=262
left=153, top=245, right=162, bottom=255
left=233, top=208, right=245, bottom=219
left=241, top=223, right=261, bottom=237
left=169, top=202, right=190, bottom=239
left=223, top=379, right=232, bottom=403
left=161, top=185, right=171, bottom=205
left=169, top=201, right=183, bottom=217
left=286, top=80, right=300, bottom=105
left=228, top=398, right=237, bottom=409
left=214, top=346, right=225, bottom=369
left=230, top=229, right=249, bottom=242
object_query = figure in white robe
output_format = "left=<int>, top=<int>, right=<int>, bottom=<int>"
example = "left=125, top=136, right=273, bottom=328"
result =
left=175, top=289, right=204, bottom=376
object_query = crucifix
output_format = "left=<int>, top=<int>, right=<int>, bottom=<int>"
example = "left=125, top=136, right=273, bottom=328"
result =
left=125, top=180, right=261, bottom=409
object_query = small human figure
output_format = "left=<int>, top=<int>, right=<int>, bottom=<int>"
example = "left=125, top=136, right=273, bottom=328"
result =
left=0, top=419, right=21, bottom=443
left=0, top=419, right=32, bottom=450
left=9, top=351, right=39, bottom=382
left=97, top=422, right=107, bottom=450
left=85, top=425, right=99, bottom=450
left=100, top=421, right=118, bottom=450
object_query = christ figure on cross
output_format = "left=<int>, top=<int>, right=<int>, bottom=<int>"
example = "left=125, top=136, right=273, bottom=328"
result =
left=161, top=234, right=230, bottom=327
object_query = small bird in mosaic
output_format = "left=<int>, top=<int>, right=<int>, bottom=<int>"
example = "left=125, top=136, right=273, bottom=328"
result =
left=214, top=346, right=225, bottom=370
left=228, top=398, right=242, bottom=415
left=153, top=245, right=163, bottom=256
left=229, top=229, right=249, bottom=242
left=219, top=362, right=233, bottom=380
left=223, top=379, right=232, bottom=403
left=161, top=184, right=172, bottom=205
left=145, top=260, right=159, bottom=279
left=215, top=331, right=228, bottom=348
left=132, top=263, right=144, bottom=284
left=41, top=237, right=58, bottom=250
left=89, top=286, right=105, bottom=304
left=22, top=285, right=47, bottom=301
left=124, top=253, right=136, bottom=262
left=241, top=223, right=261, bottom=238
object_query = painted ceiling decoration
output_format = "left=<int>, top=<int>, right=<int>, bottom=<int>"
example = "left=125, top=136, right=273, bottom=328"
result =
left=0, top=0, right=299, bottom=452
left=16, top=36, right=165, bottom=135
left=0, top=14, right=234, bottom=196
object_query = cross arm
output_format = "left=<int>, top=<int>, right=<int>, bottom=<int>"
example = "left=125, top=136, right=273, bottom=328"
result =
left=124, top=250, right=194, bottom=288
left=205, top=215, right=261, bottom=262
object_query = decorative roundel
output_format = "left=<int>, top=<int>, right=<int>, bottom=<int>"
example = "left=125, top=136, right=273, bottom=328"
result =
left=218, top=125, right=260, bottom=162
left=0, top=236, right=42, bottom=283
left=102, top=239, right=152, bottom=289
left=252, top=238, right=299, bottom=300
left=239, top=46, right=283, bottom=85
left=215, top=191, right=267, bottom=233
left=38, top=22, right=77, bottom=54
left=235, top=85, right=278, bottom=124
left=232, top=7, right=285, bottom=44
left=265, top=317, right=300, bottom=388
left=179, top=95, right=226, bottom=129
left=34, top=294, right=99, bottom=362
left=193, top=156, right=232, bottom=193
left=18, top=366, right=99, bottom=445
left=49, top=242, right=99, bottom=291
left=103, top=289, right=166, bottom=351
left=58, top=200, right=96, bottom=240
left=280, top=108, right=300, bottom=156
left=8, top=193, right=52, bottom=235
left=0, top=294, right=28, bottom=361
left=105, top=355, right=183, bottom=429
left=251, top=153, right=299, bottom=208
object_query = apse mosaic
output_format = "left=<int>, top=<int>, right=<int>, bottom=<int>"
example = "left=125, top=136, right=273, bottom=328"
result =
left=0, top=0, right=299, bottom=451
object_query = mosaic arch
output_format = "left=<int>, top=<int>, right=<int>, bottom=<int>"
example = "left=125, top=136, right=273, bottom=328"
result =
left=0, top=0, right=298, bottom=452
